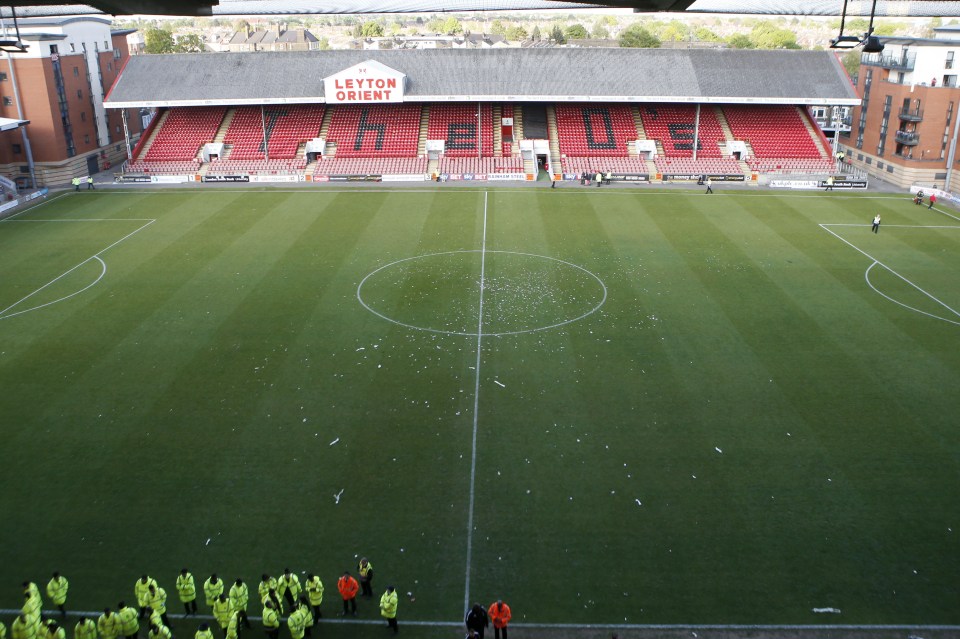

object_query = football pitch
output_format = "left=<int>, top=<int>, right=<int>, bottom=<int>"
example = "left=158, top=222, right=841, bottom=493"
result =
left=0, top=186, right=958, bottom=636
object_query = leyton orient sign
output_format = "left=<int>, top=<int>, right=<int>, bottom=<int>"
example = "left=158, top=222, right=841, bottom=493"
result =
left=324, top=60, right=406, bottom=104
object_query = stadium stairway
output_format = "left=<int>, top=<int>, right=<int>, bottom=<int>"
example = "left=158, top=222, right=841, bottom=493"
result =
left=546, top=105, right=562, bottom=176
left=493, top=104, right=502, bottom=156
left=418, top=105, right=430, bottom=157
left=631, top=105, right=647, bottom=140
left=134, top=110, right=170, bottom=161
left=799, top=107, right=832, bottom=159
left=714, top=106, right=735, bottom=146
left=213, top=109, right=236, bottom=145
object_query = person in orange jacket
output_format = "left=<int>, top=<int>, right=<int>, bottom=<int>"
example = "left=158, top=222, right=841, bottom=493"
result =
left=336, top=572, right=358, bottom=617
left=488, top=600, right=511, bottom=639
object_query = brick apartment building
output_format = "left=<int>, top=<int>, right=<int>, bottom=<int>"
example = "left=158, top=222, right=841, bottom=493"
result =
left=842, top=25, right=960, bottom=189
left=0, top=15, right=144, bottom=188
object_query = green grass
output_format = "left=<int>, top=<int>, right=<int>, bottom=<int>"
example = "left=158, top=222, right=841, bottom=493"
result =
left=1, top=187, right=958, bottom=631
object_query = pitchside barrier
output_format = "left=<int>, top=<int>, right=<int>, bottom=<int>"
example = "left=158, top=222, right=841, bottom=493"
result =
left=661, top=173, right=746, bottom=182
left=767, top=178, right=868, bottom=189
left=562, top=173, right=651, bottom=182
left=910, top=184, right=960, bottom=207
left=0, top=188, right=48, bottom=219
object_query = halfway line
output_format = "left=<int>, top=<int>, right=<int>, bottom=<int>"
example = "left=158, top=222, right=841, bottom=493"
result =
left=464, top=191, right=488, bottom=613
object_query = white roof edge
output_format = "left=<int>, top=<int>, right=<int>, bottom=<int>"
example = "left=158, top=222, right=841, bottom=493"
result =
left=106, top=96, right=861, bottom=109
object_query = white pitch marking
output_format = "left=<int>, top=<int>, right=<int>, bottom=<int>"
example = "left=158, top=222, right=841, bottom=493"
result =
left=464, top=191, right=488, bottom=613
left=0, top=219, right=155, bottom=321
left=865, top=262, right=960, bottom=326
left=820, top=223, right=960, bottom=325
left=356, top=250, right=607, bottom=337
left=0, top=608, right=954, bottom=632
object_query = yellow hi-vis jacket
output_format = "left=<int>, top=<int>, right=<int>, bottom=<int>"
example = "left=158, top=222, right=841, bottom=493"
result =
left=73, top=620, right=96, bottom=639
left=148, top=626, right=170, bottom=639
left=286, top=610, right=304, bottom=639
left=96, top=614, right=121, bottom=639
left=117, top=607, right=138, bottom=637
left=379, top=590, right=398, bottom=619
left=176, top=573, right=196, bottom=603
left=278, top=575, right=301, bottom=600
left=305, top=577, right=323, bottom=606
left=147, top=588, right=167, bottom=616
left=262, top=608, right=280, bottom=630
left=134, top=578, right=157, bottom=608
left=212, top=598, right=232, bottom=629
left=203, top=578, right=224, bottom=607
left=229, top=583, right=249, bottom=612
left=46, top=578, right=68, bottom=606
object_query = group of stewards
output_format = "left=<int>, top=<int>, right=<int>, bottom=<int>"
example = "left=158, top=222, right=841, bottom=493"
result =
left=3, top=560, right=405, bottom=639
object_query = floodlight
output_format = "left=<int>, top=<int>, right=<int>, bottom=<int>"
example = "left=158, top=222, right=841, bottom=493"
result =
left=0, top=39, right=28, bottom=52
left=829, top=35, right=861, bottom=49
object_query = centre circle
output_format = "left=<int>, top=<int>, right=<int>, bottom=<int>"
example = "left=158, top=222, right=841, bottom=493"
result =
left=356, top=250, right=607, bottom=336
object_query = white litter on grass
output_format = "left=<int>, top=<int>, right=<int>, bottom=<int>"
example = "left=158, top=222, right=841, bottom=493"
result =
left=715, top=447, right=723, bottom=454
left=812, top=608, right=841, bottom=614
left=205, top=538, right=211, bottom=546
left=494, top=380, right=506, bottom=388
left=635, top=499, right=642, bottom=506
left=334, top=489, right=344, bottom=504
left=329, top=438, right=340, bottom=446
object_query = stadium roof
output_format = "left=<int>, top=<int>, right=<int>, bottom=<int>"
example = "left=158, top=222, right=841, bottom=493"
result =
left=104, top=48, right=859, bottom=109
left=4, top=0, right=960, bottom=17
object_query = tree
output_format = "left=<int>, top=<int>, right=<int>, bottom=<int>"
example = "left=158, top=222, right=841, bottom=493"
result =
left=441, top=16, right=463, bottom=35
left=531, top=25, right=541, bottom=41
left=360, top=21, right=384, bottom=37
left=618, top=24, right=660, bottom=48
left=694, top=26, right=722, bottom=42
left=490, top=19, right=506, bottom=36
left=751, top=22, right=800, bottom=49
left=657, top=19, right=690, bottom=42
left=550, top=24, right=565, bottom=44
left=426, top=18, right=445, bottom=34
left=231, top=19, right=250, bottom=34
left=727, top=33, right=755, bottom=49
left=505, top=25, right=528, bottom=41
left=173, top=33, right=205, bottom=53
left=591, top=23, right=610, bottom=39
left=565, top=24, right=589, bottom=40
left=841, top=50, right=860, bottom=78
left=144, top=27, right=175, bottom=54
left=317, top=37, right=331, bottom=50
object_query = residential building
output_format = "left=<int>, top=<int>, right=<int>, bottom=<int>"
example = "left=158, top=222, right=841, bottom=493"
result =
left=0, top=15, right=144, bottom=187
left=223, top=24, right=320, bottom=52
left=842, top=25, right=960, bottom=188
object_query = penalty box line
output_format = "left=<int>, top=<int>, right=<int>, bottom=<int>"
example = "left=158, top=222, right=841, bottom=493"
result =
left=819, top=222, right=960, bottom=323
left=1, top=609, right=957, bottom=632
left=0, top=217, right=156, bottom=320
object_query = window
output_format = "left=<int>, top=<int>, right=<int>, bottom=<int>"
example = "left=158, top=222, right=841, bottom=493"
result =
left=77, top=89, right=83, bottom=99
left=81, top=111, right=86, bottom=121
left=50, top=44, right=58, bottom=54
left=113, top=49, right=121, bottom=59
left=69, top=43, right=75, bottom=52
left=73, top=66, right=79, bottom=77
left=107, top=62, right=112, bottom=72
left=2, top=96, right=11, bottom=106
left=84, top=134, right=90, bottom=144
left=0, top=72, right=6, bottom=81
left=12, top=143, right=20, bottom=153
left=104, top=40, right=109, bottom=49
left=947, top=51, right=955, bottom=70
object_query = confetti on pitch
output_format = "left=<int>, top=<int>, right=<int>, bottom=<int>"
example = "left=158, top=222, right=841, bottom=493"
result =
left=715, top=447, right=723, bottom=454
left=494, top=380, right=506, bottom=388
left=329, top=437, right=340, bottom=446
